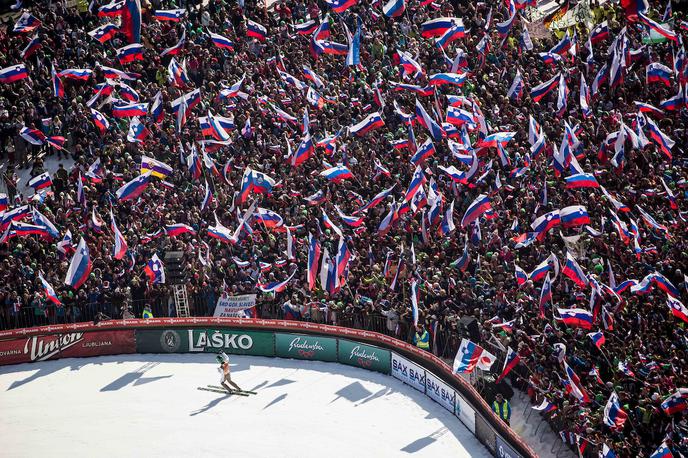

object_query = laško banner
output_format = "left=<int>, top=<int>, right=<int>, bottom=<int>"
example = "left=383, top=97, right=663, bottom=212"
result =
left=0, top=330, right=136, bottom=365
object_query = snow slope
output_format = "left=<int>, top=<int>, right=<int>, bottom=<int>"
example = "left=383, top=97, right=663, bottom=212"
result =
left=0, top=354, right=491, bottom=458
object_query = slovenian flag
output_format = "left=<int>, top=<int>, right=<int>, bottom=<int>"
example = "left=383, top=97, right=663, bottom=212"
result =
left=429, top=72, right=466, bottom=87
left=110, top=210, right=128, bottom=260
left=565, top=172, right=599, bottom=189
left=560, top=205, right=590, bottom=228
left=246, top=19, right=268, bottom=41
left=165, top=223, right=196, bottom=237
left=603, top=392, right=628, bottom=430
left=64, top=238, right=92, bottom=290
left=531, top=74, right=559, bottom=102
left=421, top=17, right=457, bottom=38
left=460, top=194, right=491, bottom=228
left=435, top=20, right=465, bottom=49
left=154, top=9, right=185, bottom=21
left=495, top=346, right=521, bottom=383
left=112, top=101, right=148, bottom=118
left=383, top=0, right=406, bottom=17
left=39, top=272, right=62, bottom=306
left=98, top=0, right=126, bottom=17
left=258, top=269, right=297, bottom=293
left=208, top=30, right=234, bottom=50
left=116, top=171, right=152, bottom=201
left=13, top=12, right=41, bottom=32
left=28, top=172, right=52, bottom=190
left=144, top=254, right=166, bottom=284
left=116, top=43, right=144, bottom=64
left=564, top=361, right=590, bottom=403
left=562, top=252, right=589, bottom=287
left=556, top=307, right=594, bottom=329
left=0, top=64, right=29, bottom=84
left=88, top=23, right=119, bottom=43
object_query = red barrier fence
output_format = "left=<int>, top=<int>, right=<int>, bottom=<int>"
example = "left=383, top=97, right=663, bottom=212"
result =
left=0, top=318, right=536, bottom=458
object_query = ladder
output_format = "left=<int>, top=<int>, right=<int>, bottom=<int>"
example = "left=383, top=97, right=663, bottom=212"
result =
left=172, top=284, right=190, bottom=318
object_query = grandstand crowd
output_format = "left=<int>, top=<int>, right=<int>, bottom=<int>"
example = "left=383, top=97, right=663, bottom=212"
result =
left=0, top=0, right=687, bottom=456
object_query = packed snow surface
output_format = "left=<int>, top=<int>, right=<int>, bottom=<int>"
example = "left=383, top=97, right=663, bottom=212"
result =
left=0, top=354, right=491, bottom=457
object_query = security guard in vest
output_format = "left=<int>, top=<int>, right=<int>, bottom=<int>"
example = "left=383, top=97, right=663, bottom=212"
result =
left=492, top=393, right=511, bottom=426
left=413, top=324, right=430, bottom=351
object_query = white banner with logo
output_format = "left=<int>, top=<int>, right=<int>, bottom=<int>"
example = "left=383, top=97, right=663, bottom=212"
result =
left=213, top=294, right=257, bottom=318
left=425, top=371, right=456, bottom=413
left=390, top=352, right=426, bottom=393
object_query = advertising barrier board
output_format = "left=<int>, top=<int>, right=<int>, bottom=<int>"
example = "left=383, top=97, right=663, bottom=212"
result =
left=136, top=329, right=274, bottom=356
left=275, top=333, right=337, bottom=362
left=456, top=392, right=477, bottom=434
left=425, top=371, right=456, bottom=413
left=0, top=330, right=135, bottom=365
left=337, top=339, right=390, bottom=374
left=496, top=435, right=523, bottom=458
left=390, top=352, right=426, bottom=393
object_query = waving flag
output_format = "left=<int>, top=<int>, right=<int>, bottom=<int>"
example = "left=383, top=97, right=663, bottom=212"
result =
left=88, top=23, right=119, bottom=43
left=532, top=399, right=557, bottom=413
left=258, top=269, right=297, bottom=293
left=349, top=112, right=384, bottom=136
left=588, top=331, right=606, bottom=349
left=564, top=361, right=590, bottom=403
left=140, top=155, right=173, bottom=179
left=647, top=62, right=673, bottom=86
left=507, top=70, right=524, bottom=99
left=383, top=0, right=405, bottom=17
left=565, top=173, right=598, bottom=189
left=116, top=171, right=151, bottom=201
left=0, top=64, right=29, bottom=84
left=638, top=12, right=677, bottom=42
left=495, top=347, right=521, bottom=383
left=435, top=21, right=465, bottom=49
left=530, top=74, right=559, bottom=102
left=110, top=210, right=128, bottom=260
left=293, top=20, right=318, bottom=35
left=39, top=272, right=62, bottom=306
left=144, top=254, right=165, bottom=284
left=121, top=0, right=142, bottom=44
left=246, top=19, right=267, bottom=41
left=13, top=12, right=41, bottom=32
left=28, top=172, right=52, bottom=190
left=116, top=43, right=144, bottom=64
left=415, top=99, right=444, bottom=141
left=65, top=238, right=92, bottom=289
left=560, top=205, right=590, bottom=228
left=20, top=34, right=41, bottom=60
left=461, top=194, right=491, bottom=228
left=154, top=9, right=185, bottom=21
left=112, top=101, right=147, bottom=118
left=453, top=338, right=495, bottom=373
left=562, top=252, right=589, bottom=287
left=90, top=109, right=109, bottom=134
left=603, top=392, right=628, bottom=429
left=410, top=138, right=435, bottom=165
left=429, top=72, right=466, bottom=87
left=208, top=30, right=234, bottom=50
left=667, top=297, right=688, bottom=323
left=421, top=17, right=458, bottom=38
left=557, top=308, right=594, bottom=329
left=160, top=28, right=186, bottom=57
left=321, top=165, right=354, bottom=183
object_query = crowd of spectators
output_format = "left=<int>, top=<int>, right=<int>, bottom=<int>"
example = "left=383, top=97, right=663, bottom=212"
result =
left=0, top=0, right=687, bottom=456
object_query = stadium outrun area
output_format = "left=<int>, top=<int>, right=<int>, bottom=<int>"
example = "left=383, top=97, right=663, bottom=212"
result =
left=0, top=0, right=687, bottom=457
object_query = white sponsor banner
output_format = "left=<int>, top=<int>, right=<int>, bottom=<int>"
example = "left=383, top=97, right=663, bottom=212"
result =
left=455, top=393, right=476, bottom=434
left=391, top=352, right=426, bottom=393
left=425, top=371, right=456, bottom=413
left=213, top=294, right=257, bottom=318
